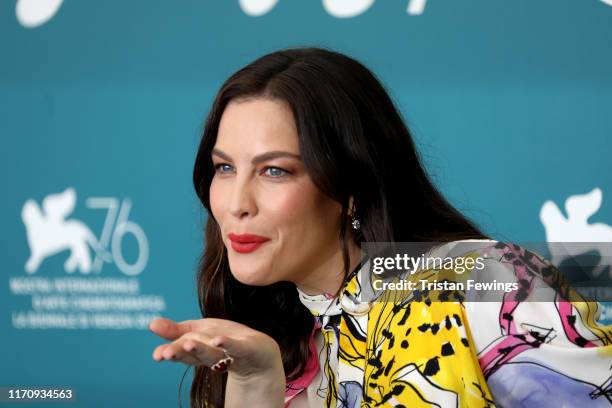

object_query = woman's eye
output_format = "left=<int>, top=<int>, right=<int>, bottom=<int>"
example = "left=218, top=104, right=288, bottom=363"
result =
left=263, top=166, right=288, bottom=178
left=213, top=163, right=233, bottom=174
left=213, top=163, right=289, bottom=178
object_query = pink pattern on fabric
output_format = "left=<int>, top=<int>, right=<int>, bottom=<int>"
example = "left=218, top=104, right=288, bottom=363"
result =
left=556, top=299, right=597, bottom=347
left=477, top=242, right=598, bottom=378
left=479, top=243, right=547, bottom=377
left=284, top=317, right=322, bottom=407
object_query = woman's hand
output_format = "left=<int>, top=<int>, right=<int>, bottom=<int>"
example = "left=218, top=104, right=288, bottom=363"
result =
left=149, top=317, right=285, bottom=407
left=149, top=317, right=282, bottom=377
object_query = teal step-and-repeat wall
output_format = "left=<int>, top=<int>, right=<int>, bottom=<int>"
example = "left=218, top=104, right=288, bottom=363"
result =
left=2, top=1, right=611, bottom=406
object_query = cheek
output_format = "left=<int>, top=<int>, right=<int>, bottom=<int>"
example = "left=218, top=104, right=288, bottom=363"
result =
left=209, top=179, right=225, bottom=223
left=262, top=184, right=318, bottom=227
left=264, top=184, right=341, bottom=248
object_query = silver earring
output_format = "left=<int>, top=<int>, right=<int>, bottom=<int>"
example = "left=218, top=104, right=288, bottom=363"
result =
left=351, top=216, right=360, bottom=230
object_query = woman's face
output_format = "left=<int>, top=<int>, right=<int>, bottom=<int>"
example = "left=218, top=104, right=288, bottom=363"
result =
left=209, top=97, right=346, bottom=287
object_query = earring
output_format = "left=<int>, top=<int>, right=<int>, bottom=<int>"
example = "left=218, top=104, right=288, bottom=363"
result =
left=351, top=215, right=360, bottom=230
left=349, top=201, right=360, bottom=230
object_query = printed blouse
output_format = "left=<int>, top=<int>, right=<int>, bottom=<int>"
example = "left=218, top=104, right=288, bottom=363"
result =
left=284, top=239, right=612, bottom=407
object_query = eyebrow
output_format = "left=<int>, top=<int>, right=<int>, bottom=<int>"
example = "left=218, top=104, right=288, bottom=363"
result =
left=211, top=148, right=302, bottom=165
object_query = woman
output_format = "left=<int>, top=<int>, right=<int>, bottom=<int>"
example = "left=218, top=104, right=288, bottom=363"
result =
left=149, top=47, right=612, bottom=407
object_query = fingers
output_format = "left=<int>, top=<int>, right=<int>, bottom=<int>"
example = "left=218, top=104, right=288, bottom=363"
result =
left=152, top=332, right=227, bottom=368
left=148, top=317, right=194, bottom=341
left=208, top=335, right=240, bottom=357
left=149, top=317, right=227, bottom=341
left=182, top=338, right=227, bottom=367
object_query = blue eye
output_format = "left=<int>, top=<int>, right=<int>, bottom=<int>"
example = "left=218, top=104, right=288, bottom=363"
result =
left=213, top=163, right=289, bottom=178
left=264, top=166, right=288, bottom=178
left=213, top=163, right=233, bottom=173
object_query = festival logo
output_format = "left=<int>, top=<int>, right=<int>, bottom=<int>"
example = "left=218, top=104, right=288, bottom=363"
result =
left=11, top=187, right=161, bottom=330
left=15, top=0, right=64, bottom=28
left=540, top=187, right=612, bottom=279
left=22, top=187, right=148, bottom=276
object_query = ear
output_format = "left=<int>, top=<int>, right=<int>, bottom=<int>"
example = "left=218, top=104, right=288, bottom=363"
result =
left=348, top=196, right=356, bottom=217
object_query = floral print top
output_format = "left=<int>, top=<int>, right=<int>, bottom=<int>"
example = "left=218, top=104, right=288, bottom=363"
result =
left=284, top=239, right=612, bottom=407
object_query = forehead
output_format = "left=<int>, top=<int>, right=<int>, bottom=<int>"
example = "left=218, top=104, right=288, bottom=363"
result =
left=216, top=97, right=299, bottom=152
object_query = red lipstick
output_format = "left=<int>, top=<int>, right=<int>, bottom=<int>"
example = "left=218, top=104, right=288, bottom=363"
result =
left=228, top=233, right=270, bottom=254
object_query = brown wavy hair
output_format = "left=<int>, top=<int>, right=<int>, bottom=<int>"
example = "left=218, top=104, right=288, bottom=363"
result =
left=189, top=46, right=490, bottom=407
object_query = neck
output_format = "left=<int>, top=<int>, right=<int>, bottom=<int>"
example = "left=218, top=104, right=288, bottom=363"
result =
left=295, top=239, right=363, bottom=297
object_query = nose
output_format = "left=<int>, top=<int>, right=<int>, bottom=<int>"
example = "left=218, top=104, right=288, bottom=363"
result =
left=228, top=173, right=257, bottom=219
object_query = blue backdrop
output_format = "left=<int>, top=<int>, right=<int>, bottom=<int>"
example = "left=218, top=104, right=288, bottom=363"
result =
left=2, top=1, right=611, bottom=406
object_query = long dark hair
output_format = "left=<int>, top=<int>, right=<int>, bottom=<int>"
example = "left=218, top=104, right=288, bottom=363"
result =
left=190, top=46, right=490, bottom=407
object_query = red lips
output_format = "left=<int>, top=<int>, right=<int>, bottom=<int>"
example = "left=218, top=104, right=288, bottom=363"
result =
left=228, top=233, right=270, bottom=254
left=228, top=233, right=269, bottom=243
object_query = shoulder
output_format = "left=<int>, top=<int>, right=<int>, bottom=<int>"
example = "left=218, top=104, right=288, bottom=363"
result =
left=457, top=242, right=612, bottom=407
left=460, top=240, right=612, bottom=353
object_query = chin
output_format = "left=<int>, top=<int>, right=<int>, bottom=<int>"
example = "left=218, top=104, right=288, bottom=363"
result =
left=230, top=269, right=276, bottom=287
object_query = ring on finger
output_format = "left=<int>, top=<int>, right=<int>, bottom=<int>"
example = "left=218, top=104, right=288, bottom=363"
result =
left=210, top=348, right=234, bottom=373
